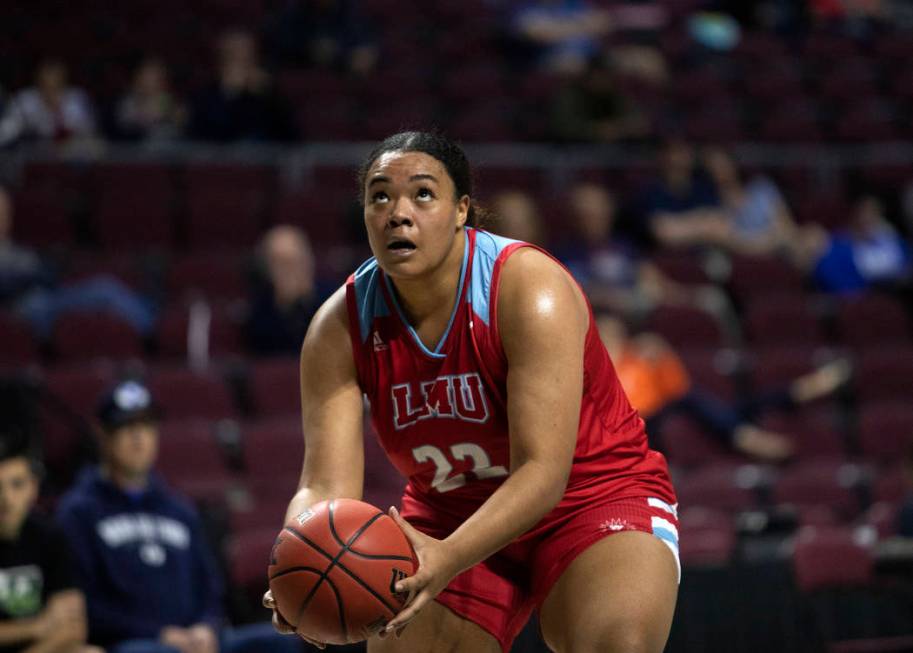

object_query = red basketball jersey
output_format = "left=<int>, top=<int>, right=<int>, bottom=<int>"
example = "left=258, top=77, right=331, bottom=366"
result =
left=345, top=228, right=676, bottom=526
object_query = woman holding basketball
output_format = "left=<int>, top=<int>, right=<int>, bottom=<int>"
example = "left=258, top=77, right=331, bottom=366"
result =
left=265, top=132, right=679, bottom=653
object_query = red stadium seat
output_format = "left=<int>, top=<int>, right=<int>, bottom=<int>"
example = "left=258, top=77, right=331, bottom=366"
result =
left=273, top=190, right=349, bottom=246
left=862, top=501, right=900, bottom=540
left=678, top=347, right=736, bottom=401
left=743, top=296, right=825, bottom=348
left=792, top=192, right=851, bottom=229
left=872, top=465, right=907, bottom=504
left=11, top=187, right=75, bottom=248
left=248, top=358, right=300, bottom=418
left=857, top=400, right=913, bottom=463
left=156, top=303, right=245, bottom=361
left=758, top=408, right=846, bottom=461
left=243, top=417, right=303, bottom=478
left=728, top=256, right=807, bottom=302
left=853, top=348, right=913, bottom=403
left=678, top=507, right=736, bottom=567
left=146, top=366, right=238, bottom=420
left=227, top=528, right=277, bottom=598
left=792, top=526, right=873, bottom=593
left=643, top=306, right=725, bottom=349
left=0, top=313, right=38, bottom=368
left=157, top=418, right=235, bottom=503
left=651, top=252, right=711, bottom=285
left=52, top=312, right=145, bottom=363
left=837, top=294, right=911, bottom=350
left=183, top=164, right=274, bottom=249
left=772, top=460, right=864, bottom=519
left=90, top=163, right=176, bottom=250
left=675, top=463, right=762, bottom=512
left=168, top=252, right=247, bottom=303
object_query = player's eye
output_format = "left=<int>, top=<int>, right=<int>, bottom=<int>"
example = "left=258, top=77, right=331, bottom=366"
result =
left=371, top=191, right=389, bottom=203
left=416, top=187, right=435, bottom=201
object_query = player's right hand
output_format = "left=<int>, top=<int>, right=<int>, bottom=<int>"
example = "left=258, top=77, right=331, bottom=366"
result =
left=262, top=590, right=327, bottom=650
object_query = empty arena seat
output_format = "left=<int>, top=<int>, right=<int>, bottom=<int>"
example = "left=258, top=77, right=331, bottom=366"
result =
left=857, top=400, right=913, bottom=463
left=677, top=507, right=736, bottom=567
left=156, top=303, right=245, bottom=361
left=853, top=348, right=913, bottom=403
left=157, top=418, right=234, bottom=502
left=247, top=357, right=300, bottom=417
left=792, top=526, right=874, bottom=593
left=183, top=164, right=274, bottom=249
left=678, top=347, right=736, bottom=400
left=168, top=252, right=248, bottom=303
left=675, top=463, right=763, bottom=512
left=146, top=366, right=238, bottom=420
left=273, top=190, right=349, bottom=246
left=52, top=312, right=145, bottom=363
left=837, top=294, right=911, bottom=350
left=728, top=255, right=807, bottom=302
left=772, top=460, right=864, bottom=519
left=242, top=417, right=302, bottom=478
left=643, top=306, right=725, bottom=349
left=0, top=313, right=38, bottom=368
left=743, top=296, right=825, bottom=348
left=227, top=528, right=277, bottom=598
left=12, top=187, right=76, bottom=248
left=90, top=163, right=176, bottom=250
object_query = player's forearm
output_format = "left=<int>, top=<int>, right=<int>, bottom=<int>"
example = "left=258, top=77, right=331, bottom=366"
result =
left=442, top=459, right=568, bottom=575
left=0, top=618, right=40, bottom=644
left=284, top=484, right=362, bottom=523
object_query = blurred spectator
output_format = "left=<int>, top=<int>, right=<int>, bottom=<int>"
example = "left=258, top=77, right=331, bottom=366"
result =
left=114, top=58, right=186, bottom=142
left=190, top=30, right=296, bottom=143
left=812, top=194, right=912, bottom=295
left=0, top=60, right=96, bottom=147
left=0, top=186, right=156, bottom=339
left=0, top=433, right=98, bottom=653
left=510, top=0, right=613, bottom=74
left=246, top=225, right=321, bottom=356
left=597, top=314, right=850, bottom=462
left=491, top=190, right=546, bottom=246
left=899, top=442, right=913, bottom=538
left=552, top=182, right=725, bottom=319
left=702, top=147, right=823, bottom=268
left=644, top=138, right=723, bottom=250
left=265, top=0, right=377, bottom=75
left=547, top=54, right=650, bottom=143
left=55, top=381, right=299, bottom=653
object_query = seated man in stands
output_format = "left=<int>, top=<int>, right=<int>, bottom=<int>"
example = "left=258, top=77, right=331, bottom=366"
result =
left=245, top=225, right=323, bottom=356
left=0, top=432, right=97, bottom=653
left=55, top=381, right=299, bottom=653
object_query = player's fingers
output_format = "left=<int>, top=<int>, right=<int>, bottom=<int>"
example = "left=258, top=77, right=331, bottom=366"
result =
left=298, top=633, right=325, bottom=649
left=386, top=590, right=431, bottom=631
left=388, top=507, right=423, bottom=546
left=262, top=591, right=275, bottom=609
left=271, top=611, right=296, bottom=635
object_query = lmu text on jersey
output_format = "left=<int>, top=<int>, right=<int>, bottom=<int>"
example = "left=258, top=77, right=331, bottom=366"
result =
left=391, top=373, right=490, bottom=430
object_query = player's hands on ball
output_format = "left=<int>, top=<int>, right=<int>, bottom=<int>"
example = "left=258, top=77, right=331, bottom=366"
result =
left=382, top=506, right=462, bottom=637
left=262, top=590, right=327, bottom=649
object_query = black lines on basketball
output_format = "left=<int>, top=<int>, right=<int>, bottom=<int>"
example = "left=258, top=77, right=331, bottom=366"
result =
left=269, top=565, right=325, bottom=581
left=323, top=575, right=348, bottom=641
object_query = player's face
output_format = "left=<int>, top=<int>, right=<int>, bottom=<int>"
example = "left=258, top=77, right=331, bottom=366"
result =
left=106, top=421, right=159, bottom=480
left=363, top=151, right=469, bottom=279
left=0, top=458, right=38, bottom=539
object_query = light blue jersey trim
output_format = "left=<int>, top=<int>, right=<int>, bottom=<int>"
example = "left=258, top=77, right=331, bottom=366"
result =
left=467, top=229, right=522, bottom=327
left=382, top=236, right=470, bottom=358
left=353, top=258, right=389, bottom=343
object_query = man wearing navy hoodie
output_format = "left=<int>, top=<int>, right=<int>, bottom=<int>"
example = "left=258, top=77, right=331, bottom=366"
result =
left=55, top=381, right=300, bottom=653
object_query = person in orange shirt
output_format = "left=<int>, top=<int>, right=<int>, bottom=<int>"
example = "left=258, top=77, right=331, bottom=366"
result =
left=597, top=315, right=850, bottom=462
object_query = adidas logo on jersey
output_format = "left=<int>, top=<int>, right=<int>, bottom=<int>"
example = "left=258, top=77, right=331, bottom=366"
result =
left=373, top=331, right=388, bottom=352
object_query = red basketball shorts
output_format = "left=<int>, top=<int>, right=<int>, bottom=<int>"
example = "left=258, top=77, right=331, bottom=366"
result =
left=400, top=495, right=681, bottom=653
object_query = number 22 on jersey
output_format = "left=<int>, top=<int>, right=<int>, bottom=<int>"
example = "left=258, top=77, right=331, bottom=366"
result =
left=412, top=443, right=508, bottom=493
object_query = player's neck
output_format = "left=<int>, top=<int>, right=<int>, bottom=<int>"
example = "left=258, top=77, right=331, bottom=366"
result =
left=391, top=230, right=465, bottom=326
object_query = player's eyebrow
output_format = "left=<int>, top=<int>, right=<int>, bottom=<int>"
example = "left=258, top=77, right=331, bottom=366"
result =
left=368, top=173, right=439, bottom=187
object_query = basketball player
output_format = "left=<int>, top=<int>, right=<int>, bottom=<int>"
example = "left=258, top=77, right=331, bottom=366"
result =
left=264, top=132, right=679, bottom=653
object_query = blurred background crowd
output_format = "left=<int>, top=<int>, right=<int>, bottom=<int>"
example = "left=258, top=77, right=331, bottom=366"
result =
left=2, top=1, right=913, bottom=652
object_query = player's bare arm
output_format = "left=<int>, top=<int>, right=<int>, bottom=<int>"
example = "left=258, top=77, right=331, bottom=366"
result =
left=286, top=285, right=365, bottom=521
left=386, top=247, right=588, bottom=631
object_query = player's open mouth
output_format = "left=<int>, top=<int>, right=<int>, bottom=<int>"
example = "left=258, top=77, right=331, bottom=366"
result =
left=387, top=239, right=416, bottom=255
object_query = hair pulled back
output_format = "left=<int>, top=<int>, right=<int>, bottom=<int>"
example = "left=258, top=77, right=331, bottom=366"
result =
left=358, top=131, right=486, bottom=227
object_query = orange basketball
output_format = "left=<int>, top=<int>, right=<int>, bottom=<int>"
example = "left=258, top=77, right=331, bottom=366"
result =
left=268, top=499, right=418, bottom=644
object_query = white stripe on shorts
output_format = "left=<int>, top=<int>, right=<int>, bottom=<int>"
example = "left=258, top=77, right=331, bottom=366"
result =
left=647, top=497, right=678, bottom=518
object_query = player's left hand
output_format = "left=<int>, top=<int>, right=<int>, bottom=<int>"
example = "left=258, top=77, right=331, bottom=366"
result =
left=382, top=506, right=462, bottom=637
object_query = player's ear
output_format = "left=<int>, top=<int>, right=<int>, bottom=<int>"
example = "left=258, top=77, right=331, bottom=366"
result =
left=455, top=195, right=470, bottom=229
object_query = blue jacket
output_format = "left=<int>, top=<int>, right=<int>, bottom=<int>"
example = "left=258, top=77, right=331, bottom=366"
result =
left=55, top=467, right=223, bottom=646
